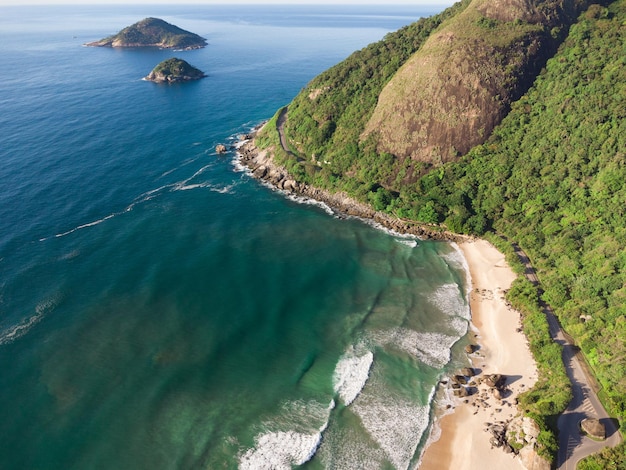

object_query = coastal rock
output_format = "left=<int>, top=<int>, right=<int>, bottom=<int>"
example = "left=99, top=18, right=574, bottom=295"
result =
left=486, top=373, right=505, bottom=389
left=145, top=58, right=206, bottom=84
left=236, top=133, right=468, bottom=243
left=215, top=144, right=227, bottom=154
left=502, top=416, right=550, bottom=470
left=454, top=387, right=470, bottom=398
left=519, top=446, right=550, bottom=470
left=453, top=374, right=468, bottom=385
left=465, top=344, right=477, bottom=354
left=461, top=367, right=476, bottom=377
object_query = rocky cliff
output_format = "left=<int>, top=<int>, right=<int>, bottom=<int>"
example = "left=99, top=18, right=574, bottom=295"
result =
left=361, top=0, right=586, bottom=165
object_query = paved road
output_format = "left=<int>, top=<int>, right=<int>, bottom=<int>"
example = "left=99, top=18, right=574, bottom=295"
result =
left=511, top=243, right=622, bottom=469
left=276, top=107, right=296, bottom=158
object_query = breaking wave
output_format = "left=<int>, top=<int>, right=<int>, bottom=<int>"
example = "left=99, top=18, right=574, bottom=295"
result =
left=429, top=283, right=470, bottom=321
left=352, top=375, right=432, bottom=470
left=333, top=345, right=374, bottom=406
left=239, top=400, right=334, bottom=470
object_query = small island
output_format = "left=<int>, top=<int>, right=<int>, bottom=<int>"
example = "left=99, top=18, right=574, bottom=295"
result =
left=85, top=17, right=207, bottom=50
left=144, top=58, right=206, bottom=84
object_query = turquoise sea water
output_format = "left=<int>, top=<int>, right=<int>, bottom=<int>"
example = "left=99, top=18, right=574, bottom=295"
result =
left=0, top=5, right=468, bottom=469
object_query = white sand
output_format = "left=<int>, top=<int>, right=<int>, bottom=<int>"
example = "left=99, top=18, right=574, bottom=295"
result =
left=419, top=239, right=538, bottom=469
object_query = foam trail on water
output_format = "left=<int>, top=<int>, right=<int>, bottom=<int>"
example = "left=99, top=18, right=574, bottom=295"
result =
left=0, top=294, right=58, bottom=345
left=333, top=346, right=374, bottom=406
left=47, top=213, right=116, bottom=239
left=40, top=162, right=226, bottom=241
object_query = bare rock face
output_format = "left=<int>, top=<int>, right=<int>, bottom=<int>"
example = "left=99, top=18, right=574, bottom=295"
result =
left=362, top=0, right=587, bottom=166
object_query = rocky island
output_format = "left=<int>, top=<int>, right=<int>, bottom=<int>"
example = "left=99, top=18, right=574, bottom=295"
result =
left=144, top=58, right=206, bottom=84
left=85, top=17, right=207, bottom=50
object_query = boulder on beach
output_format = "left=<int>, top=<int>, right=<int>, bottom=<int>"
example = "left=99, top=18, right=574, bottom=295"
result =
left=486, top=373, right=505, bottom=389
left=453, top=374, right=468, bottom=385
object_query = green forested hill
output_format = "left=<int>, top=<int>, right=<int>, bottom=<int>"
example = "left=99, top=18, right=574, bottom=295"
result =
left=256, top=0, right=626, bottom=464
left=417, top=0, right=626, bottom=424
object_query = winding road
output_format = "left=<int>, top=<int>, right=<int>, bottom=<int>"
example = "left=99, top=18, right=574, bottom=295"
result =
left=276, top=107, right=622, bottom=467
left=511, top=243, right=622, bottom=469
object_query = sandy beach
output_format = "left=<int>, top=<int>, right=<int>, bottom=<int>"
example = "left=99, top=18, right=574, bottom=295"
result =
left=237, top=137, right=543, bottom=468
left=419, top=239, right=539, bottom=470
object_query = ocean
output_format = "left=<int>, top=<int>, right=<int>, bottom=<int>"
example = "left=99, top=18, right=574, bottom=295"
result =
left=0, top=4, right=470, bottom=469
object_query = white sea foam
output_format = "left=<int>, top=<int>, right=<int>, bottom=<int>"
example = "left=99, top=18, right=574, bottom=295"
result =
left=284, top=192, right=336, bottom=216
left=239, top=400, right=334, bottom=470
left=317, top=425, right=388, bottom=470
left=49, top=213, right=116, bottom=239
left=239, top=429, right=324, bottom=470
left=333, top=346, right=374, bottom=406
left=370, top=328, right=457, bottom=369
left=394, top=238, right=418, bottom=248
left=41, top=162, right=227, bottom=240
left=429, top=283, right=470, bottom=321
left=353, top=379, right=431, bottom=470
left=442, top=242, right=468, bottom=272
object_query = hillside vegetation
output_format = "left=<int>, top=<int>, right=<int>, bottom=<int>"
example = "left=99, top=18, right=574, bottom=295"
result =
left=414, top=0, right=626, bottom=424
left=273, top=0, right=591, bottom=199
left=256, top=0, right=626, bottom=464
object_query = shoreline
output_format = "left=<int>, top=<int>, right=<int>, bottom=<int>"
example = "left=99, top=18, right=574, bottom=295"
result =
left=419, top=239, right=541, bottom=469
left=236, top=133, right=466, bottom=243
left=236, top=134, right=544, bottom=469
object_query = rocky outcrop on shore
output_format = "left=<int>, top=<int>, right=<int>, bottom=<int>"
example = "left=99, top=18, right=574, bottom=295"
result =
left=442, top=365, right=549, bottom=470
left=237, top=139, right=466, bottom=242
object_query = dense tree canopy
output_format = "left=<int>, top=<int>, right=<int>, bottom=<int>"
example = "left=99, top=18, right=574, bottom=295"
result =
left=257, top=1, right=626, bottom=463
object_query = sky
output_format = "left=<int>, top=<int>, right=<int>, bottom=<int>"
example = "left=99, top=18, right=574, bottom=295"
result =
left=0, top=0, right=454, bottom=5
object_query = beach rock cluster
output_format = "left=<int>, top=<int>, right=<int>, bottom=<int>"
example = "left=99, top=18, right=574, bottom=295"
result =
left=443, top=363, right=549, bottom=470
left=483, top=417, right=549, bottom=470
left=237, top=139, right=467, bottom=242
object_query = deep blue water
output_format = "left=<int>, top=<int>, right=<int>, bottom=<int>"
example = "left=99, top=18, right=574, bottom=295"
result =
left=0, top=5, right=469, bottom=469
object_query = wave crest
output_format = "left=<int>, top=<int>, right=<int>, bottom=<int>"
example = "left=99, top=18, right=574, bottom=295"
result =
left=333, top=345, right=374, bottom=406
